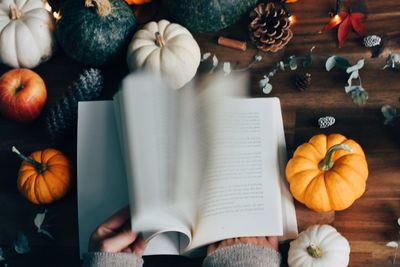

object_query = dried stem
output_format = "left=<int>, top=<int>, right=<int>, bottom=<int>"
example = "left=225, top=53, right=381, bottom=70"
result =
left=9, top=3, right=22, bottom=20
left=85, top=0, right=112, bottom=17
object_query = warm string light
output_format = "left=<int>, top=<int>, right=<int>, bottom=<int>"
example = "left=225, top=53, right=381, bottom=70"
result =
left=289, top=15, right=296, bottom=25
left=44, top=1, right=52, bottom=12
left=53, top=11, right=61, bottom=20
left=43, top=1, right=61, bottom=20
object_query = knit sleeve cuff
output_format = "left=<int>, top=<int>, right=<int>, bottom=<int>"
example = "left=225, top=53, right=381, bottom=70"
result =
left=82, top=252, right=144, bottom=267
left=202, top=244, right=281, bottom=267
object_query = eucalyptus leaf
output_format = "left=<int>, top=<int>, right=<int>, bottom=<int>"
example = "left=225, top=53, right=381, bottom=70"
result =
left=381, top=105, right=398, bottom=125
left=387, top=241, right=399, bottom=248
left=223, top=62, right=231, bottom=76
left=14, top=232, right=30, bottom=254
left=259, top=76, right=272, bottom=94
left=34, top=209, right=54, bottom=239
left=289, top=58, right=298, bottom=70
left=303, top=54, right=312, bottom=68
left=383, top=54, right=400, bottom=70
left=334, top=56, right=351, bottom=70
left=325, top=56, right=337, bottom=71
left=201, top=52, right=211, bottom=61
left=34, top=210, right=47, bottom=229
left=345, top=71, right=360, bottom=93
left=212, top=55, right=218, bottom=68
left=254, top=54, right=262, bottom=62
left=209, top=55, right=219, bottom=74
left=346, top=59, right=365, bottom=74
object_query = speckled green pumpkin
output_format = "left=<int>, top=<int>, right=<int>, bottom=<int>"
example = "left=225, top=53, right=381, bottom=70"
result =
left=162, top=0, right=257, bottom=33
left=56, top=0, right=136, bottom=66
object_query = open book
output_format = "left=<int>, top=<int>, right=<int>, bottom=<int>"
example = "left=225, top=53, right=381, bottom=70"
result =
left=77, top=73, right=297, bottom=257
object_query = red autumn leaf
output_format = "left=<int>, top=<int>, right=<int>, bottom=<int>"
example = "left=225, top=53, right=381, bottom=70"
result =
left=338, top=14, right=352, bottom=47
left=350, top=12, right=366, bottom=37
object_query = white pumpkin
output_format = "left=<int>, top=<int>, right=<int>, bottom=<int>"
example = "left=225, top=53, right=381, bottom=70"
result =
left=0, top=0, right=55, bottom=68
left=127, top=19, right=201, bottom=89
left=288, top=224, right=350, bottom=267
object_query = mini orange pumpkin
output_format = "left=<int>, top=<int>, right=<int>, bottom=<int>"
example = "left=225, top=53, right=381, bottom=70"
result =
left=286, top=134, right=368, bottom=212
left=13, top=146, right=72, bottom=204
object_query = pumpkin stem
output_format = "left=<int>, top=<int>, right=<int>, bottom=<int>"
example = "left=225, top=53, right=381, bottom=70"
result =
left=9, top=3, right=22, bottom=20
left=319, top=143, right=353, bottom=171
left=306, top=243, right=323, bottom=258
left=12, top=146, right=46, bottom=173
left=155, top=32, right=165, bottom=47
left=85, top=0, right=112, bottom=17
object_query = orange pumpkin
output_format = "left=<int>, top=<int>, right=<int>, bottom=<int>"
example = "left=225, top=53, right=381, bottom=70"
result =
left=124, top=0, right=151, bottom=5
left=285, top=134, right=368, bottom=212
left=13, top=146, right=72, bottom=204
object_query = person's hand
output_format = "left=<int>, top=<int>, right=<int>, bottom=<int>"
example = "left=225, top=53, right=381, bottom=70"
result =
left=89, top=206, right=146, bottom=256
left=207, top=236, right=278, bottom=255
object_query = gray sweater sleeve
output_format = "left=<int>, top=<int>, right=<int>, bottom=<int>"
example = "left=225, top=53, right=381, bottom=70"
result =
left=202, top=244, right=281, bottom=267
left=82, top=244, right=280, bottom=267
left=82, top=252, right=143, bottom=267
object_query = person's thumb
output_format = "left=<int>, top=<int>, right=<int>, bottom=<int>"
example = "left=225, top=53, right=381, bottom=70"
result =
left=100, top=231, right=137, bottom=253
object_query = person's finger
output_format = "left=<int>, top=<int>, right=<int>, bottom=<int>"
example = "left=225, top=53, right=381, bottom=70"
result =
left=133, top=235, right=147, bottom=256
left=122, top=247, right=133, bottom=253
left=100, top=231, right=137, bottom=253
left=207, top=243, right=219, bottom=254
left=267, top=236, right=279, bottom=250
left=101, top=206, right=130, bottom=231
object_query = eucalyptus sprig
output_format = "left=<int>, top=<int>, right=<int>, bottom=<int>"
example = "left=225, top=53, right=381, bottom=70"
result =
left=386, top=218, right=400, bottom=264
left=383, top=54, right=400, bottom=70
left=382, top=104, right=400, bottom=126
left=201, top=52, right=263, bottom=76
left=326, top=56, right=368, bottom=106
left=260, top=46, right=315, bottom=94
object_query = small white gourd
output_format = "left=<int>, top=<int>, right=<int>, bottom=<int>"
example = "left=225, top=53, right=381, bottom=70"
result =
left=288, top=224, right=350, bottom=267
left=127, top=19, right=201, bottom=89
left=0, top=0, right=55, bottom=68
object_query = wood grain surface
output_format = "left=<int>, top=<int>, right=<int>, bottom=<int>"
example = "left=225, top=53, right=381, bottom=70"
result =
left=0, top=0, right=399, bottom=266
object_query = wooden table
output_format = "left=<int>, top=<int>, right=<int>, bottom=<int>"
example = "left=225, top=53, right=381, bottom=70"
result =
left=1, top=0, right=400, bottom=266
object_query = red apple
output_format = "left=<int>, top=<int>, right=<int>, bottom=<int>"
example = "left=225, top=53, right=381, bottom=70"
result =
left=0, top=69, right=47, bottom=122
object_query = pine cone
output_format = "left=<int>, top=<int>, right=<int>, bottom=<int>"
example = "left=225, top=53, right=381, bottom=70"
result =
left=249, top=2, right=293, bottom=53
left=45, top=68, right=103, bottom=139
left=294, top=73, right=311, bottom=91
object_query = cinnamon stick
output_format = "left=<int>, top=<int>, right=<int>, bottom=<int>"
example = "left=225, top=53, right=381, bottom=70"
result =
left=217, top=36, right=247, bottom=51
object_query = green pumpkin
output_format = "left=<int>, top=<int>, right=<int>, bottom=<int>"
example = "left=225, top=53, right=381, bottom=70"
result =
left=162, top=0, right=257, bottom=33
left=56, top=0, right=136, bottom=66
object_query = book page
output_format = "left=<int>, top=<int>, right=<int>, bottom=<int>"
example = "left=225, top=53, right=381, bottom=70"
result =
left=113, top=72, right=191, bottom=249
left=187, top=97, right=283, bottom=251
left=77, top=101, right=185, bottom=256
